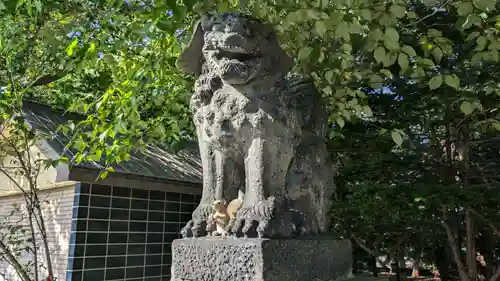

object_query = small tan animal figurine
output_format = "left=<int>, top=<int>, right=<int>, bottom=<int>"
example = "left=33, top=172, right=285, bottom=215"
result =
left=207, top=198, right=243, bottom=237
left=210, top=199, right=230, bottom=237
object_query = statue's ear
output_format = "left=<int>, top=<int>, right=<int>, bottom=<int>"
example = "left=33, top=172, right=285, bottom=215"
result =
left=276, top=45, right=294, bottom=74
left=266, top=26, right=293, bottom=74
left=176, top=21, right=205, bottom=75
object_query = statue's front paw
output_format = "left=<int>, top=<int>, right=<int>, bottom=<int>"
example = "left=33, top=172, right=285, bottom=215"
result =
left=181, top=219, right=209, bottom=238
left=230, top=197, right=276, bottom=238
left=180, top=203, right=212, bottom=238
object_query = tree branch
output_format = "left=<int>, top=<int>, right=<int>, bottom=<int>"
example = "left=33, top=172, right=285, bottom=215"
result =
left=441, top=205, right=470, bottom=281
left=491, top=266, right=500, bottom=281
left=469, top=208, right=500, bottom=236
left=26, top=73, right=66, bottom=88
left=0, top=240, right=32, bottom=281
left=351, top=234, right=391, bottom=268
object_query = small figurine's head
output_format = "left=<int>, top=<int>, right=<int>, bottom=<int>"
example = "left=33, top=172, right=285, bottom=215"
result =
left=176, top=12, right=293, bottom=85
left=211, top=199, right=227, bottom=211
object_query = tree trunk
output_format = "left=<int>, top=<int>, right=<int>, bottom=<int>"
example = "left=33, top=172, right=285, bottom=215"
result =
left=435, top=245, right=451, bottom=281
left=462, top=126, right=476, bottom=281
left=392, top=261, right=401, bottom=281
left=369, top=256, right=379, bottom=277
left=466, top=209, right=478, bottom=281
left=442, top=206, right=470, bottom=281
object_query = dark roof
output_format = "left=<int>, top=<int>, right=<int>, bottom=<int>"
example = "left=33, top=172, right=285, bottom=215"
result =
left=22, top=100, right=202, bottom=184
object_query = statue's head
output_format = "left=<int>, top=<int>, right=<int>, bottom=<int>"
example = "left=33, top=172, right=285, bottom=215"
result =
left=176, top=12, right=293, bottom=85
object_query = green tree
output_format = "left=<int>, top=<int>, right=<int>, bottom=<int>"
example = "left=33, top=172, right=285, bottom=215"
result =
left=2, top=1, right=500, bottom=280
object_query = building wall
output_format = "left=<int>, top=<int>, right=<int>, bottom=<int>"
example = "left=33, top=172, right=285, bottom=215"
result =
left=67, top=182, right=199, bottom=281
left=0, top=141, right=68, bottom=196
left=0, top=182, right=76, bottom=281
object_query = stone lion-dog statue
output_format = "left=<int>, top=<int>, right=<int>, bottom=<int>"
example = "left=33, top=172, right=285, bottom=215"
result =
left=176, top=12, right=336, bottom=239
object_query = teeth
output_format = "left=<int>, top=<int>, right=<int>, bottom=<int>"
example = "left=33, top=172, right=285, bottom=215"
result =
left=218, top=44, right=247, bottom=53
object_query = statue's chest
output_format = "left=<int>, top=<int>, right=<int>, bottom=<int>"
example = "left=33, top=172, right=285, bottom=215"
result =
left=201, top=87, right=280, bottom=142
left=208, top=87, right=275, bottom=124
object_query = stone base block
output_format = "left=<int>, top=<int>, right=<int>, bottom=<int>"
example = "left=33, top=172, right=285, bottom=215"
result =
left=170, top=236, right=353, bottom=281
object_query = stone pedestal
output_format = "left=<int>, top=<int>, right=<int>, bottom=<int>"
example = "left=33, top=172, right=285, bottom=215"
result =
left=170, top=236, right=353, bottom=281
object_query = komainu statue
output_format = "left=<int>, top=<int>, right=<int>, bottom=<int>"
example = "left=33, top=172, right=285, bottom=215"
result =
left=176, top=12, right=336, bottom=239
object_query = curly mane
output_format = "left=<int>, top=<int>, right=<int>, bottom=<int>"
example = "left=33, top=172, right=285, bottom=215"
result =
left=190, top=63, right=223, bottom=126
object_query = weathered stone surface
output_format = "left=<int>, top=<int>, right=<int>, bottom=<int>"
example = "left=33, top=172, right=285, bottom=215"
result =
left=176, top=11, right=336, bottom=239
left=170, top=236, right=353, bottom=281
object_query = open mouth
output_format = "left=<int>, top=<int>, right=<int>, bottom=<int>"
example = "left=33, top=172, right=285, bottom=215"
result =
left=216, top=48, right=255, bottom=62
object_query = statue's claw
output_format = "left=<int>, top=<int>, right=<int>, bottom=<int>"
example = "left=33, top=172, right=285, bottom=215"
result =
left=180, top=202, right=212, bottom=238
left=230, top=197, right=276, bottom=238
left=181, top=219, right=208, bottom=238
left=191, top=219, right=207, bottom=237
left=180, top=220, right=194, bottom=238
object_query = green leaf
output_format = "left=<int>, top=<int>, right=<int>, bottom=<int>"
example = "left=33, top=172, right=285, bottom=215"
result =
left=66, top=38, right=79, bottom=57
left=325, top=70, right=334, bottom=83
left=363, top=106, right=373, bottom=117
left=34, top=0, right=42, bottom=12
left=360, top=9, right=372, bottom=20
left=458, top=2, right=474, bottom=16
left=473, top=0, right=496, bottom=12
left=336, top=117, right=345, bottom=128
left=368, top=28, right=383, bottom=42
left=298, top=47, right=312, bottom=61
left=411, top=67, right=426, bottom=79
left=484, top=86, right=495, bottom=95
left=428, top=75, right=443, bottom=90
left=0, top=0, right=6, bottom=10
left=473, top=101, right=483, bottom=112
left=401, top=45, right=417, bottom=56
left=398, top=53, right=409, bottom=72
left=471, top=52, right=484, bottom=64
left=391, top=130, right=403, bottom=146
left=383, top=27, right=400, bottom=50
left=420, top=58, right=435, bottom=68
left=444, top=74, right=460, bottom=90
left=460, top=101, right=474, bottom=115
left=100, top=170, right=109, bottom=179
left=490, top=50, right=499, bottom=62
left=335, top=21, right=350, bottom=40
left=427, top=29, right=442, bottom=37
left=476, top=36, right=488, bottom=51
left=466, top=31, right=480, bottom=41
left=383, top=52, right=398, bottom=67
left=315, top=21, right=327, bottom=37
left=390, top=5, right=406, bottom=18
left=432, top=47, right=443, bottom=63
left=374, top=47, right=386, bottom=63
left=407, top=11, right=417, bottom=18
left=349, top=21, right=363, bottom=34
left=380, top=69, right=394, bottom=79
left=369, top=74, right=384, bottom=88
left=492, top=122, right=500, bottom=131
